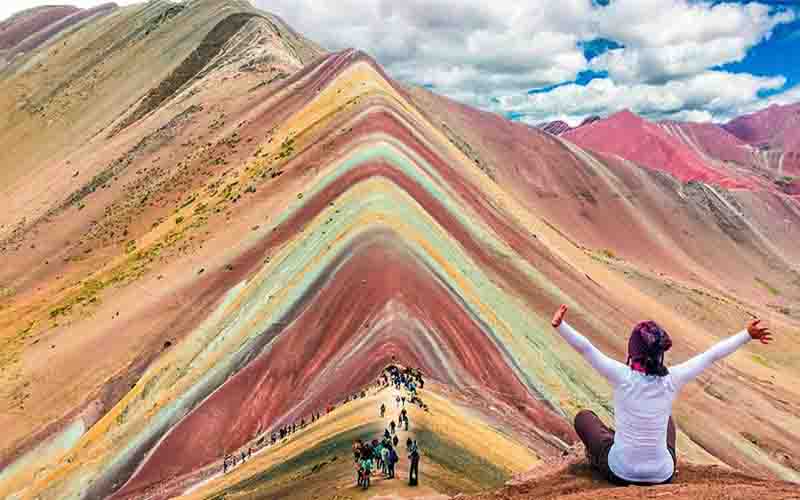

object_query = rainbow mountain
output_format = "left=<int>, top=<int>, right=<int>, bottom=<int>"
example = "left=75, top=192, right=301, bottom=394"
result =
left=0, top=2, right=799, bottom=499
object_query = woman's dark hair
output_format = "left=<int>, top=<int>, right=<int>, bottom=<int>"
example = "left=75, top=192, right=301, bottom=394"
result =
left=643, top=351, right=669, bottom=377
left=627, top=321, right=673, bottom=376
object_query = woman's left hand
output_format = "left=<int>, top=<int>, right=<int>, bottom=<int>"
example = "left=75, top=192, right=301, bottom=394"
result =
left=747, top=319, right=773, bottom=344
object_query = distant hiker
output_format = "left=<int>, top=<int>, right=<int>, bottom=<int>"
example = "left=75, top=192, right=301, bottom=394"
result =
left=401, top=396, right=406, bottom=407
left=241, top=451, right=246, bottom=463
left=358, top=450, right=372, bottom=489
left=387, top=444, right=398, bottom=478
left=390, top=420, right=396, bottom=434
left=371, top=439, right=381, bottom=470
left=223, top=457, right=228, bottom=474
left=396, top=395, right=401, bottom=408
left=248, top=447, right=252, bottom=459
left=406, top=437, right=412, bottom=450
left=551, top=304, right=774, bottom=486
left=384, top=428, right=391, bottom=440
left=380, top=403, right=386, bottom=418
left=381, top=444, right=390, bottom=475
left=404, top=414, right=409, bottom=431
left=373, top=440, right=384, bottom=471
left=408, top=440, right=420, bottom=486
left=353, top=440, right=363, bottom=463
left=393, top=435, right=399, bottom=447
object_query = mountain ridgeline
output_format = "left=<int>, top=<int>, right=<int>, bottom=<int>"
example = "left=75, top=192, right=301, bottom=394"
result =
left=0, top=2, right=799, bottom=499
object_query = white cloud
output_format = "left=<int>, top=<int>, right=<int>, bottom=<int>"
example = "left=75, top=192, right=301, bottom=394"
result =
left=253, top=0, right=797, bottom=125
left=499, top=71, right=786, bottom=126
left=590, top=0, right=795, bottom=84
left=762, top=84, right=800, bottom=107
left=260, top=0, right=593, bottom=92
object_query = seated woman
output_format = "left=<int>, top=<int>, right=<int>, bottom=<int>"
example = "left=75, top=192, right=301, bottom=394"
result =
left=551, top=304, right=772, bottom=486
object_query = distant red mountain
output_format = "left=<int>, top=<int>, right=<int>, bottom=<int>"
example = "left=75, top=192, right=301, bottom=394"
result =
left=560, top=104, right=800, bottom=191
left=723, top=103, right=800, bottom=155
left=657, top=120, right=753, bottom=166
left=563, top=110, right=763, bottom=189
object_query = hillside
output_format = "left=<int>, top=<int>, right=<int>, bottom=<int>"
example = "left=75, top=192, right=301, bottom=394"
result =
left=0, top=2, right=799, bottom=500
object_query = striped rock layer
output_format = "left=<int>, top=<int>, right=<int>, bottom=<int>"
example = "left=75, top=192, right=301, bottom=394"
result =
left=0, top=2, right=799, bottom=499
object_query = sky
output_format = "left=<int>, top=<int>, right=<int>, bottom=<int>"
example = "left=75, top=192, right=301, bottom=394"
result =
left=4, top=1, right=799, bottom=126
left=254, top=0, right=800, bottom=125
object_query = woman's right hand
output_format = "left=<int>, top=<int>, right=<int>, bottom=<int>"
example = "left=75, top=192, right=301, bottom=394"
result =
left=747, top=319, right=773, bottom=344
left=552, top=304, right=568, bottom=328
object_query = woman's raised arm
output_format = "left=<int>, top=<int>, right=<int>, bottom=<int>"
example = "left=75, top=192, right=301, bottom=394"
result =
left=670, top=320, right=772, bottom=388
left=551, top=305, right=629, bottom=386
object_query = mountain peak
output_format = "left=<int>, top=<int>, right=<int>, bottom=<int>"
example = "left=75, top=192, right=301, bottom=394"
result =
left=0, top=5, right=798, bottom=500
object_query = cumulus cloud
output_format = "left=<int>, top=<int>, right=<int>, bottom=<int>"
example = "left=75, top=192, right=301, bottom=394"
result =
left=590, top=0, right=794, bottom=84
left=497, top=71, right=786, bottom=125
left=260, top=0, right=593, bottom=94
left=255, top=0, right=797, bottom=124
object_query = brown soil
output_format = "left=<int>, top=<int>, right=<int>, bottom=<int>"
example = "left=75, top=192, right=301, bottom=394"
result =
left=467, top=457, right=800, bottom=500
left=109, top=12, right=255, bottom=137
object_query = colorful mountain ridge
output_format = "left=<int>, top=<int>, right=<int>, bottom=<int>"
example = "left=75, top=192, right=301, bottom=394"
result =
left=0, top=2, right=799, bottom=499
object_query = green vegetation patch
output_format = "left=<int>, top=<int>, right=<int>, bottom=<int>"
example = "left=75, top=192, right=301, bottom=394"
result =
left=754, top=277, right=781, bottom=296
left=751, top=354, right=771, bottom=368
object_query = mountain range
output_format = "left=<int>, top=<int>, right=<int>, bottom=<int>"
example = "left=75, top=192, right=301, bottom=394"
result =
left=0, top=2, right=798, bottom=499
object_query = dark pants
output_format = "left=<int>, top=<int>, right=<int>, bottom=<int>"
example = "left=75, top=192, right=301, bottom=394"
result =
left=574, top=410, right=676, bottom=486
left=388, top=462, right=395, bottom=478
left=409, top=456, right=419, bottom=485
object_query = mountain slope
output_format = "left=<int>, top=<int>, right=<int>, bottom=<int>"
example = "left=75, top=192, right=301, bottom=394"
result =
left=0, top=3, right=799, bottom=500
left=724, top=103, right=800, bottom=152
left=562, top=110, right=768, bottom=189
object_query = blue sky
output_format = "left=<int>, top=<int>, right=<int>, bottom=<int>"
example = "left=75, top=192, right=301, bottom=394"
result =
left=719, top=4, right=800, bottom=96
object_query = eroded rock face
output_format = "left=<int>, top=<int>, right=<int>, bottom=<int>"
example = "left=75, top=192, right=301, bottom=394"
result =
left=0, top=2, right=799, bottom=500
left=537, top=120, right=572, bottom=136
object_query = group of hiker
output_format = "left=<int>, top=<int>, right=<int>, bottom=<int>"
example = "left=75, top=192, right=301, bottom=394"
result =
left=352, top=365, right=425, bottom=490
left=219, top=363, right=429, bottom=487
left=219, top=365, right=421, bottom=477
left=223, top=447, right=253, bottom=474
left=353, top=407, right=421, bottom=490
left=382, top=365, right=425, bottom=394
